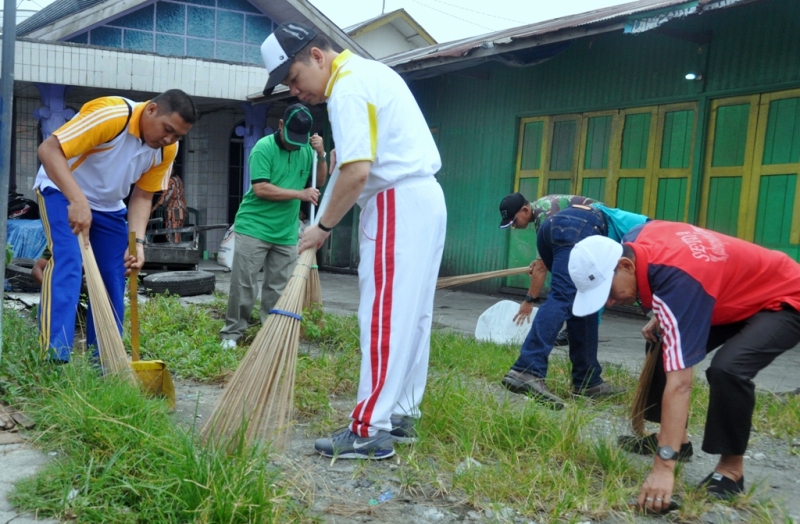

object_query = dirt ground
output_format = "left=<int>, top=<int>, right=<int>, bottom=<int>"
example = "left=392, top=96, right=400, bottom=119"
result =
left=171, top=351, right=800, bottom=524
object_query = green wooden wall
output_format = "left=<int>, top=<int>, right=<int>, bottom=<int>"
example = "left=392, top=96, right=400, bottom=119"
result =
left=410, top=0, right=800, bottom=292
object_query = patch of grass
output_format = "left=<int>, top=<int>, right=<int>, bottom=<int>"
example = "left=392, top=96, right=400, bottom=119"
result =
left=128, top=294, right=243, bottom=382
left=1, top=308, right=305, bottom=523
left=5, top=300, right=798, bottom=523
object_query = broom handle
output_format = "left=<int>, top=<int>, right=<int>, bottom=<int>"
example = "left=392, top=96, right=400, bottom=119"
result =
left=436, top=266, right=530, bottom=289
left=127, top=231, right=140, bottom=362
left=310, top=153, right=318, bottom=224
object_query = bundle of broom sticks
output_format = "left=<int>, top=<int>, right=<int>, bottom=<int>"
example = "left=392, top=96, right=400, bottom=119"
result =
left=201, top=248, right=316, bottom=447
left=630, top=339, right=662, bottom=435
left=436, top=266, right=530, bottom=290
left=78, top=232, right=135, bottom=382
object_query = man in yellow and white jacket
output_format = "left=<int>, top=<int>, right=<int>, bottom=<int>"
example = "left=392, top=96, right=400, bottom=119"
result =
left=35, top=89, right=196, bottom=364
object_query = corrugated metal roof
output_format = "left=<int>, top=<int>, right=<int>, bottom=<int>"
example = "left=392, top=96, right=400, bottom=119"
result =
left=384, top=0, right=760, bottom=72
left=17, top=0, right=107, bottom=36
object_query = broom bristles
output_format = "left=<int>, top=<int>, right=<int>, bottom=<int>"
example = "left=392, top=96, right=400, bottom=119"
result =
left=631, top=339, right=662, bottom=435
left=201, top=248, right=316, bottom=448
left=78, top=232, right=135, bottom=383
left=436, top=266, right=530, bottom=290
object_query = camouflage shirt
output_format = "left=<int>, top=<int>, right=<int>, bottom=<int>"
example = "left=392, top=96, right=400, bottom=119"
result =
left=530, top=194, right=601, bottom=232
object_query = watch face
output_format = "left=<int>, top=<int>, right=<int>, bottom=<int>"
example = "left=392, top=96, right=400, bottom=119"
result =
left=658, top=446, right=676, bottom=460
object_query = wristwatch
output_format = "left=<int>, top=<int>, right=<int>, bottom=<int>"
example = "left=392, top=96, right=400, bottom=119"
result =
left=657, top=445, right=679, bottom=461
left=523, top=294, right=535, bottom=303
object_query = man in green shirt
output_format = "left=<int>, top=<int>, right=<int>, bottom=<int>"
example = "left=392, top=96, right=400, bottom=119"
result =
left=220, top=103, right=327, bottom=348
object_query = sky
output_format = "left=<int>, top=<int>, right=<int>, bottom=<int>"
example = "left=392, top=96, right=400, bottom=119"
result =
left=4, top=0, right=632, bottom=42
left=308, top=0, right=632, bottom=43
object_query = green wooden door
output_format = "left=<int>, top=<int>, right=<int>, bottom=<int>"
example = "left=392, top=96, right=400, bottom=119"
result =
left=578, top=112, right=615, bottom=203
left=651, top=104, right=695, bottom=221
left=613, top=108, right=656, bottom=214
left=542, top=114, right=580, bottom=197
left=700, top=95, right=759, bottom=238
left=507, top=118, right=546, bottom=288
left=748, top=89, right=800, bottom=258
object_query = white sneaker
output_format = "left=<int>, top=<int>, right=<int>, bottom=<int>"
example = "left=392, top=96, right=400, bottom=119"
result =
left=220, top=339, right=237, bottom=350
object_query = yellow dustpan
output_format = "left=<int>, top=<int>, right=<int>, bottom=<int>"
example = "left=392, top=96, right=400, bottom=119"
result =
left=128, top=232, right=176, bottom=408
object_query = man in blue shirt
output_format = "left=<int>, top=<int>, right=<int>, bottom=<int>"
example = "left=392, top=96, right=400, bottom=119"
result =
left=499, top=192, right=648, bottom=408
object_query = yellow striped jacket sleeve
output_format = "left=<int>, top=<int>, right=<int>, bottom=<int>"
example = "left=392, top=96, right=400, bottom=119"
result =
left=136, top=142, right=178, bottom=193
left=52, top=97, right=131, bottom=159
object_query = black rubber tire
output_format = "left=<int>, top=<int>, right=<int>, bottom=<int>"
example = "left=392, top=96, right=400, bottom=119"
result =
left=6, top=258, right=40, bottom=292
left=142, top=270, right=215, bottom=297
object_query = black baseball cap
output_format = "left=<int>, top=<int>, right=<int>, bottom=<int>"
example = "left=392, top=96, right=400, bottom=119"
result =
left=499, top=192, right=527, bottom=228
left=261, top=22, right=317, bottom=96
left=283, top=103, right=313, bottom=147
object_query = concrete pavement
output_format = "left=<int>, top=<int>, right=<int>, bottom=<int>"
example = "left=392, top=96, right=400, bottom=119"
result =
left=0, top=444, right=58, bottom=524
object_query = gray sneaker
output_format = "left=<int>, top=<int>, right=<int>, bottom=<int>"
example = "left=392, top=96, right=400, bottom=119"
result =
left=390, top=414, right=418, bottom=444
left=501, top=369, right=565, bottom=409
left=314, top=427, right=396, bottom=459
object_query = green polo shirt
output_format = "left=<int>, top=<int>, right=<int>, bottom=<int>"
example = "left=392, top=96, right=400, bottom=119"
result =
left=233, top=132, right=313, bottom=245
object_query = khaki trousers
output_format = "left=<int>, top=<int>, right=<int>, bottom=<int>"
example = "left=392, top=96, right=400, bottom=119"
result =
left=220, top=232, right=297, bottom=341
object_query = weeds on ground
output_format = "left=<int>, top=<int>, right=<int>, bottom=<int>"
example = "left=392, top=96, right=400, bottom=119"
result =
left=297, top=313, right=797, bottom=522
left=4, top=301, right=798, bottom=523
left=126, top=293, right=243, bottom=382
left=1, top=308, right=305, bottom=523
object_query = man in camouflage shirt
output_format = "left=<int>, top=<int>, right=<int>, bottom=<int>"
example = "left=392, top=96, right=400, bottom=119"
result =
left=498, top=192, right=648, bottom=408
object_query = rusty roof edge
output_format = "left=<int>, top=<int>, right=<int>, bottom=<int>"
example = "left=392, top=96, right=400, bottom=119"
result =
left=385, top=0, right=763, bottom=74
left=394, top=21, right=625, bottom=75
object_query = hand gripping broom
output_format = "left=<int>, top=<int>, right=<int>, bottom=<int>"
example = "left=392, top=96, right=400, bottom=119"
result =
left=201, top=248, right=316, bottom=448
left=77, top=232, right=135, bottom=383
left=127, top=232, right=176, bottom=408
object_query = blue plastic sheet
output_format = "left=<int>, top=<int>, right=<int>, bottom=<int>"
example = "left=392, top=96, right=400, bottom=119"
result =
left=6, top=219, right=47, bottom=260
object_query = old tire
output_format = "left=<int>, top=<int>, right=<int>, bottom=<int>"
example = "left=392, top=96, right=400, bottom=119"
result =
left=6, top=258, right=40, bottom=292
left=142, top=270, right=215, bottom=297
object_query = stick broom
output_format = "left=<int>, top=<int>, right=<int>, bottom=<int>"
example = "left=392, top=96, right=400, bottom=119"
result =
left=78, top=232, right=135, bottom=382
left=201, top=248, right=316, bottom=448
left=631, top=339, right=662, bottom=435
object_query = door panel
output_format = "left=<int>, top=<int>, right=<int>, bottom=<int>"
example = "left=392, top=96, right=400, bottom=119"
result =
left=584, top=115, right=612, bottom=170
left=582, top=178, right=606, bottom=202
left=617, top=177, right=645, bottom=214
left=706, top=176, right=742, bottom=237
left=542, top=114, right=581, bottom=196
left=700, top=95, right=759, bottom=238
left=509, top=118, right=547, bottom=287
left=747, top=89, right=800, bottom=248
left=548, top=179, right=572, bottom=195
left=649, top=104, right=696, bottom=221
left=550, top=120, right=577, bottom=171
left=621, top=113, right=652, bottom=169
left=655, top=178, right=687, bottom=221
left=577, top=111, right=617, bottom=205
left=754, top=174, right=796, bottom=245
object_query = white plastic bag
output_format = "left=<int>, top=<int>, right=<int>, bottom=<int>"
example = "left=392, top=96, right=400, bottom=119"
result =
left=217, top=225, right=235, bottom=269
left=474, top=300, right=536, bottom=345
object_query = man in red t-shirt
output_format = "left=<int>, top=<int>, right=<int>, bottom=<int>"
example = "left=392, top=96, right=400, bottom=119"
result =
left=568, top=221, right=800, bottom=511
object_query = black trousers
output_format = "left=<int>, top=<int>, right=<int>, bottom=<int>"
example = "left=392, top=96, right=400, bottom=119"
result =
left=642, top=306, right=800, bottom=455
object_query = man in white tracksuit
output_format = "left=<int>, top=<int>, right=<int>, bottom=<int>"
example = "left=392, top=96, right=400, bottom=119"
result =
left=261, top=22, right=447, bottom=459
